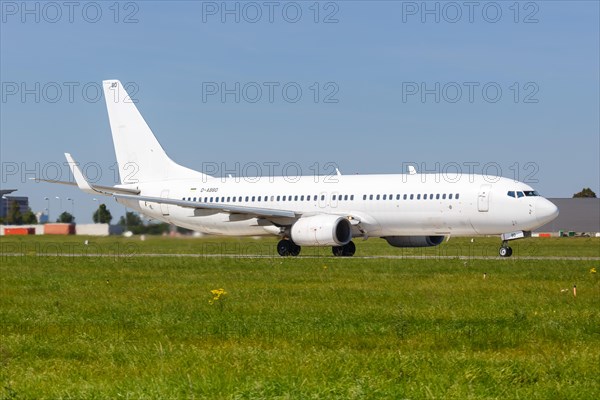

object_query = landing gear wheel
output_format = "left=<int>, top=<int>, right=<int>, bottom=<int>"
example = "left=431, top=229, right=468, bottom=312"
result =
left=277, top=240, right=301, bottom=257
left=499, top=246, right=513, bottom=257
left=290, top=243, right=301, bottom=257
left=332, top=241, right=356, bottom=257
left=332, top=246, right=344, bottom=257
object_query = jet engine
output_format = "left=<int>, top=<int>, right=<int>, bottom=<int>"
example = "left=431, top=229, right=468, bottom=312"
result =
left=290, top=215, right=352, bottom=246
left=383, top=236, right=445, bottom=248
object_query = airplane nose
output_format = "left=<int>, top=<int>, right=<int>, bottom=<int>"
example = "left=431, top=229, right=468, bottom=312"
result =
left=536, top=198, right=559, bottom=225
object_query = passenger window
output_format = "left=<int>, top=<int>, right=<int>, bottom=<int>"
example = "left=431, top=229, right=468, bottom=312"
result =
left=456, top=193, right=460, bottom=200
left=300, top=195, right=304, bottom=201
left=376, top=195, right=381, bottom=200
left=350, top=195, right=354, bottom=201
left=321, top=195, right=325, bottom=201
left=294, top=195, right=298, bottom=201
left=251, top=196, right=255, bottom=201
left=436, top=194, right=440, bottom=200
left=410, top=194, right=414, bottom=200
left=332, top=195, right=336, bottom=201
left=417, top=194, right=421, bottom=200
left=363, top=195, right=367, bottom=200
left=442, top=194, right=446, bottom=200
left=449, top=194, right=453, bottom=200
left=276, top=196, right=281, bottom=201
left=429, top=194, right=434, bottom=200
left=403, top=194, right=407, bottom=200
left=369, top=195, right=374, bottom=200
left=382, top=194, right=387, bottom=200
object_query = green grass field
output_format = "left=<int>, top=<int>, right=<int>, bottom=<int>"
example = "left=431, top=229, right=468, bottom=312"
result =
left=1, top=236, right=599, bottom=399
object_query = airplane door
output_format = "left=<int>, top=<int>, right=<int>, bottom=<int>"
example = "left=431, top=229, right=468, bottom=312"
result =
left=160, top=189, right=170, bottom=216
left=478, top=184, right=491, bottom=212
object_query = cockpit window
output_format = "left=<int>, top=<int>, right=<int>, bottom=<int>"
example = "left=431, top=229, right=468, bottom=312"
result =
left=517, top=191, right=524, bottom=198
left=524, top=190, right=539, bottom=197
left=507, top=191, right=515, bottom=198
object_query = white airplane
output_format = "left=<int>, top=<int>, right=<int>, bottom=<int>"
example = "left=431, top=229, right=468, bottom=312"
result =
left=38, top=80, right=559, bottom=257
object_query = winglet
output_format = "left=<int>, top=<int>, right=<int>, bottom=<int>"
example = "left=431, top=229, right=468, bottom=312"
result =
left=65, top=153, right=98, bottom=195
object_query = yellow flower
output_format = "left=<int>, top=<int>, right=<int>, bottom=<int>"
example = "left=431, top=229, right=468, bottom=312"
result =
left=591, top=267, right=597, bottom=274
left=209, top=288, right=228, bottom=305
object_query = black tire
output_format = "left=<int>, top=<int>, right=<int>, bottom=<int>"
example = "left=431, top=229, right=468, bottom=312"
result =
left=332, top=246, right=344, bottom=257
left=277, top=240, right=291, bottom=257
left=506, top=247, right=513, bottom=257
left=290, top=243, right=301, bottom=257
left=342, top=241, right=356, bottom=257
left=499, top=246, right=509, bottom=257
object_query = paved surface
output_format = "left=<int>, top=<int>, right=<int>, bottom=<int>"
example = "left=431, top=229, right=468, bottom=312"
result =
left=2, top=253, right=599, bottom=260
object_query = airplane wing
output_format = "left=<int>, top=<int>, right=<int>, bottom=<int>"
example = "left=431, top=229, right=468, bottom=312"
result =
left=31, top=178, right=140, bottom=196
left=31, top=153, right=140, bottom=196
left=113, top=193, right=298, bottom=219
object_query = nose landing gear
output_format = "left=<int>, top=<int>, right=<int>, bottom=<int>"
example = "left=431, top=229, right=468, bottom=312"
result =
left=499, top=243, right=513, bottom=257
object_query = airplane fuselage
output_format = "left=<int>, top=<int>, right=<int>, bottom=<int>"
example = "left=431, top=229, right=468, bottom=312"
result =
left=117, top=173, right=556, bottom=239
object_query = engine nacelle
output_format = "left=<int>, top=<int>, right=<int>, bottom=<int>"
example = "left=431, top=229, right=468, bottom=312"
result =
left=291, top=215, right=352, bottom=246
left=384, top=235, right=445, bottom=248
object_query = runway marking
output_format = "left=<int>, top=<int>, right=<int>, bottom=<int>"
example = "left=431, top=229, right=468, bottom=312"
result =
left=1, top=253, right=599, bottom=260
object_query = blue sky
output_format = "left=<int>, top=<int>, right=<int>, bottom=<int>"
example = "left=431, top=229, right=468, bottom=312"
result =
left=1, top=1, right=599, bottom=223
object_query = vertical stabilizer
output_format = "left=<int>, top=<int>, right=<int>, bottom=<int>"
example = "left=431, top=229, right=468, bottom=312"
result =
left=103, top=80, right=207, bottom=184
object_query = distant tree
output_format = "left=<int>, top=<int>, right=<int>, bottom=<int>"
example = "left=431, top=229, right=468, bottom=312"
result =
left=119, top=211, right=143, bottom=228
left=22, top=210, right=38, bottom=224
left=118, top=211, right=170, bottom=234
left=573, top=188, right=597, bottom=198
left=93, top=204, right=113, bottom=224
left=144, top=222, right=170, bottom=235
left=5, top=201, right=23, bottom=225
left=56, top=211, right=74, bottom=223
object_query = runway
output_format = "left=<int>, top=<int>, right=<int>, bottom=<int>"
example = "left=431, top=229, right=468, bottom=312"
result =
left=2, top=253, right=599, bottom=261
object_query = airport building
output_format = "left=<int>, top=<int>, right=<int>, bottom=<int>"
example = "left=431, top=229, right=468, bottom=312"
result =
left=0, top=189, right=30, bottom=219
left=536, top=198, right=600, bottom=234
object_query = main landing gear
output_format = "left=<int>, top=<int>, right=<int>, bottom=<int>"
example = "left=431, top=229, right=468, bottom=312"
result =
left=277, top=239, right=301, bottom=257
left=276, top=240, right=357, bottom=257
left=332, top=241, right=356, bottom=257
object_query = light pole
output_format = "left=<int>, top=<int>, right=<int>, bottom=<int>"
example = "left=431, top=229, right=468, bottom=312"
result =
left=44, top=197, right=50, bottom=221
left=66, top=197, right=75, bottom=218
left=55, top=196, right=62, bottom=214
left=92, top=198, right=99, bottom=223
